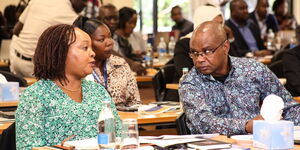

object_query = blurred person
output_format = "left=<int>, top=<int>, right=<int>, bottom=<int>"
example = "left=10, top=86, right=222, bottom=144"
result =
left=249, top=0, right=279, bottom=39
left=179, top=21, right=300, bottom=135
left=98, top=3, right=146, bottom=75
left=74, top=16, right=141, bottom=107
left=10, top=0, right=88, bottom=77
left=0, top=11, right=10, bottom=42
left=4, top=5, right=17, bottom=37
left=282, top=25, right=300, bottom=96
left=116, top=7, right=146, bottom=58
left=225, top=0, right=271, bottom=57
left=171, top=5, right=193, bottom=38
left=272, top=0, right=297, bottom=30
left=16, top=24, right=121, bottom=149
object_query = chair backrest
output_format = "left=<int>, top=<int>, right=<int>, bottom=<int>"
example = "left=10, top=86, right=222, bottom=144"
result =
left=0, top=122, right=16, bottom=150
left=176, top=112, right=191, bottom=135
left=161, top=64, right=176, bottom=84
left=0, top=39, right=11, bottom=61
left=0, top=71, right=27, bottom=87
left=268, top=60, right=284, bottom=78
left=152, top=68, right=165, bottom=101
left=152, top=64, right=178, bottom=102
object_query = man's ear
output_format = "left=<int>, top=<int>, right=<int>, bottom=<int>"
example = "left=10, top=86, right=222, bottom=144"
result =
left=223, top=40, right=230, bottom=54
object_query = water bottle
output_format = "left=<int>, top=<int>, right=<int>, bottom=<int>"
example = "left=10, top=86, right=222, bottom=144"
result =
left=97, top=100, right=116, bottom=150
left=157, top=37, right=167, bottom=59
left=267, top=29, right=275, bottom=50
left=179, top=68, right=189, bottom=111
left=143, top=43, right=153, bottom=67
left=289, top=36, right=297, bottom=49
left=168, top=36, right=176, bottom=56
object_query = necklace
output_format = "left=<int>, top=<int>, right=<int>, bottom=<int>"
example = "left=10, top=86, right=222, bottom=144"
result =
left=59, top=85, right=82, bottom=92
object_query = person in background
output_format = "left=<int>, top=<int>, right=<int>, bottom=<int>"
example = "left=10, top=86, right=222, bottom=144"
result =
left=282, top=25, right=300, bottom=96
left=249, top=0, right=279, bottom=40
left=225, top=0, right=271, bottom=57
left=0, top=11, right=10, bottom=43
left=171, top=5, right=193, bottom=38
left=174, top=5, right=226, bottom=80
left=98, top=3, right=146, bottom=75
left=272, top=0, right=297, bottom=30
left=16, top=24, right=121, bottom=150
left=116, top=7, right=147, bottom=58
left=10, top=0, right=88, bottom=77
left=3, top=5, right=17, bottom=37
left=179, top=21, right=300, bottom=135
left=74, top=16, right=141, bottom=107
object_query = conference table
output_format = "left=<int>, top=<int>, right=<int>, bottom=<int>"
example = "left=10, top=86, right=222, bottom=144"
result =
left=0, top=61, right=9, bottom=67
left=32, top=135, right=300, bottom=150
left=0, top=101, right=181, bottom=134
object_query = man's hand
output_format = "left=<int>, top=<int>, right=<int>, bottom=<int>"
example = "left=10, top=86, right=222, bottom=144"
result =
left=128, top=61, right=146, bottom=75
left=245, top=115, right=264, bottom=133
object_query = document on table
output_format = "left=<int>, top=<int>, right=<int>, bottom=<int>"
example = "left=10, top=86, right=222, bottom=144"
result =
left=139, top=134, right=219, bottom=147
left=64, top=138, right=98, bottom=150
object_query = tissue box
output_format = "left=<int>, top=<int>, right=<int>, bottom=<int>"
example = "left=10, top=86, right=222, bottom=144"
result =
left=253, top=120, right=294, bottom=149
left=0, top=82, right=19, bottom=101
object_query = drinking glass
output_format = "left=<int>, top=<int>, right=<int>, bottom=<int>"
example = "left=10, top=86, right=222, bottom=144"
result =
left=120, top=119, right=139, bottom=150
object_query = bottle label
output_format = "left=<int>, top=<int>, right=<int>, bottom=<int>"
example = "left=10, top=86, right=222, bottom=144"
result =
left=98, top=133, right=109, bottom=144
left=159, top=48, right=166, bottom=53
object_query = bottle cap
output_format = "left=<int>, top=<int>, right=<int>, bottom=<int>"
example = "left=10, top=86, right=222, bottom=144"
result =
left=98, top=133, right=109, bottom=144
left=182, top=67, right=189, bottom=72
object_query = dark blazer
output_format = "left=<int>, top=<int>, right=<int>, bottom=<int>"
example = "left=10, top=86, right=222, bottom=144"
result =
left=249, top=11, right=280, bottom=34
left=282, top=45, right=300, bottom=96
left=172, top=19, right=194, bottom=38
left=225, top=19, right=266, bottom=57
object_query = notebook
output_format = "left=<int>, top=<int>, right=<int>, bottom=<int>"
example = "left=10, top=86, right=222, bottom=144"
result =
left=187, top=139, right=231, bottom=150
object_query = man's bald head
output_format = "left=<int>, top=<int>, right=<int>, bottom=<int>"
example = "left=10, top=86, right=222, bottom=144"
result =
left=190, top=21, right=230, bottom=77
left=191, top=21, right=227, bottom=44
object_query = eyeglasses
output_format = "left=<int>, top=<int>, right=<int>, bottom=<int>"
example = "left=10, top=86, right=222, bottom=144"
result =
left=189, top=39, right=227, bottom=58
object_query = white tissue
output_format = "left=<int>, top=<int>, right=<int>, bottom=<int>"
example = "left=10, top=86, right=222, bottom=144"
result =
left=260, top=94, right=284, bottom=121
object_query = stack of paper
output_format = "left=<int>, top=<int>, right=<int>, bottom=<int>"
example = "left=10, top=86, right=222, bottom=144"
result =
left=139, top=134, right=219, bottom=148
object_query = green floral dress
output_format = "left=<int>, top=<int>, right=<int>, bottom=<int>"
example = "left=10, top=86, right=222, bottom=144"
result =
left=16, top=79, right=121, bottom=150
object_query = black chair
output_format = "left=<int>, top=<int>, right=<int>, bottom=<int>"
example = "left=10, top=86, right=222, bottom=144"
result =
left=268, top=60, right=284, bottom=78
left=176, top=112, right=190, bottom=135
left=0, top=71, right=27, bottom=87
left=0, top=122, right=16, bottom=150
left=152, top=64, right=179, bottom=102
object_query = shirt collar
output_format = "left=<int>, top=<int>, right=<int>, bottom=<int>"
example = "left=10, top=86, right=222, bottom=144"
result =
left=255, top=11, right=266, bottom=23
left=230, top=18, right=251, bottom=28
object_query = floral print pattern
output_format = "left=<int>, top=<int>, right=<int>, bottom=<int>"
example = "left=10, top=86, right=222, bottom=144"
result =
left=87, top=55, right=141, bottom=107
left=16, top=79, right=122, bottom=150
left=179, top=56, right=300, bottom=135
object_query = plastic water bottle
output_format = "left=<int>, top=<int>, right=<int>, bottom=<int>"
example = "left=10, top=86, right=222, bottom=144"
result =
left=290, top=36, right=297, bottom=49
left=267, top=29, right=275, bottom=50
left=157, top=37, right=167, bottom=59
left=97, top=100, right=116, bottom=150
left=168, top=36, right=176, bottom=56
left=143, top=43, right=153, bottom=67
left=179, top=68, right=189, bottom=111
left=179, top=67, right=189, bottom=85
